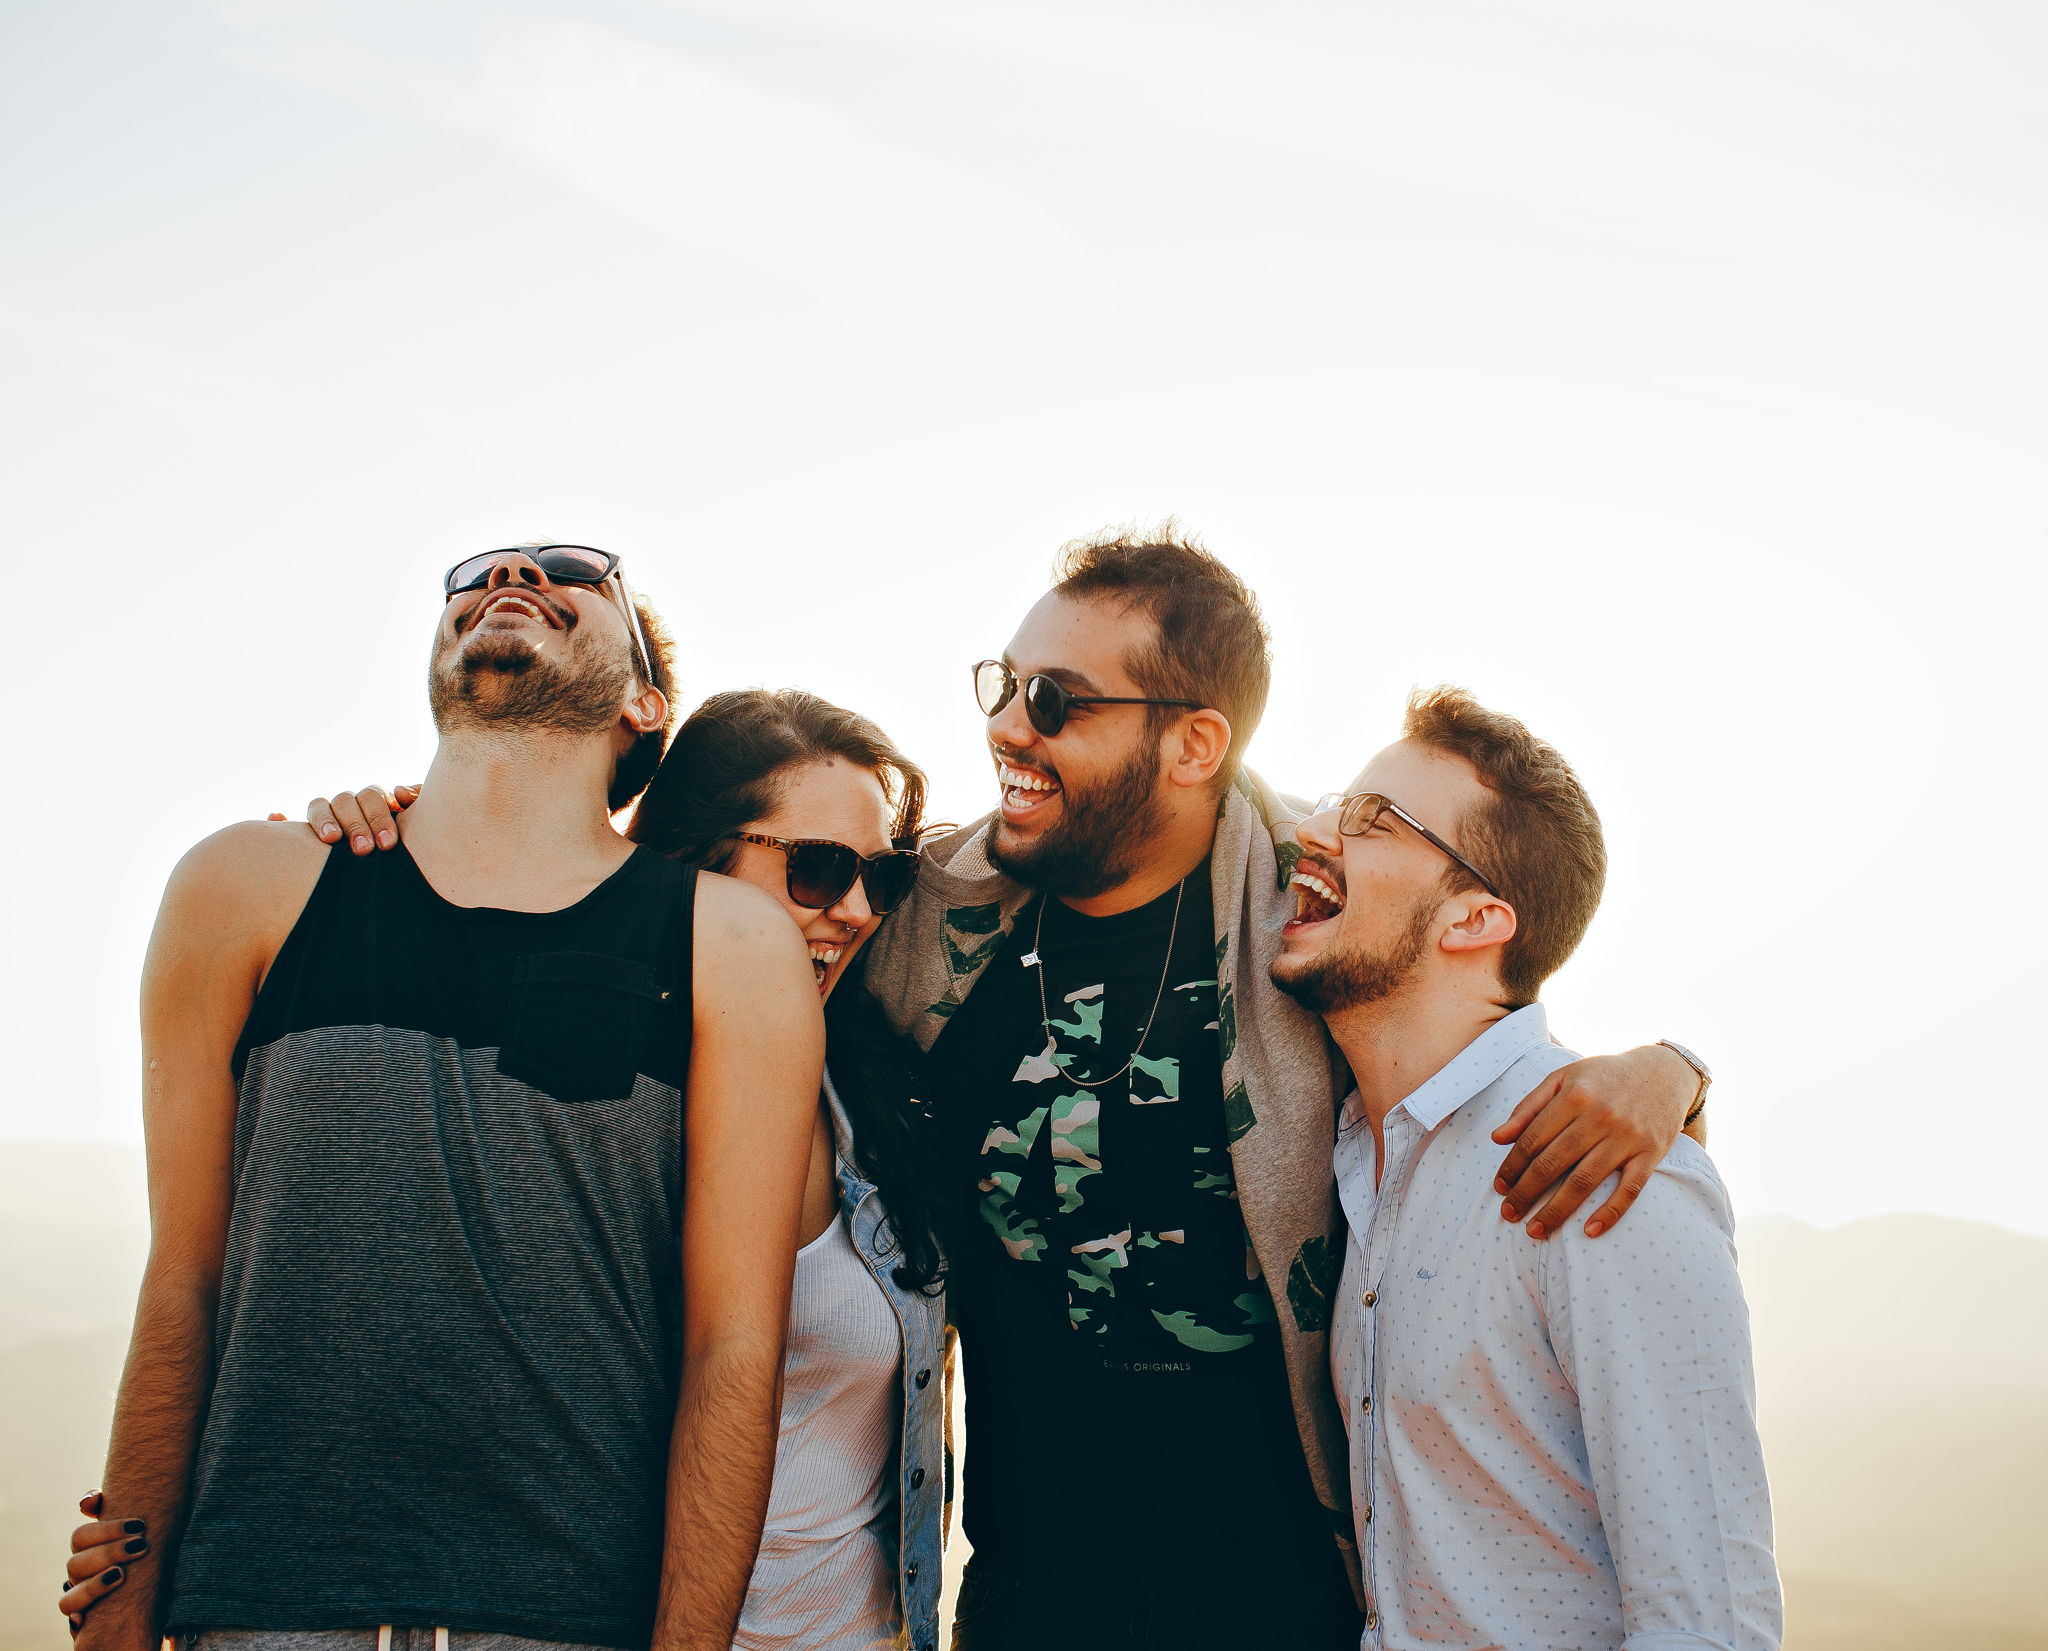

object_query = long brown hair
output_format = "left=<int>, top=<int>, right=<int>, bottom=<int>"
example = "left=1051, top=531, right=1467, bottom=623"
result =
left=626, top=689, right=943, bottom=1292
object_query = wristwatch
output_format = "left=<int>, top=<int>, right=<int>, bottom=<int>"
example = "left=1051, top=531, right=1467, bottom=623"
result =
left=1659, top=1040, right=1713, bottom=1126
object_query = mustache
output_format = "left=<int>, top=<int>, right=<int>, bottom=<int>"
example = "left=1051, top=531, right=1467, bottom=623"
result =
left=459, top=588, right=576, bottom=635
left=993, top=742, right=1059, bottom=784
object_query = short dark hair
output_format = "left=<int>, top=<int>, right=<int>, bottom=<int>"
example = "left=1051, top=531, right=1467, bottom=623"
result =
left=1050, top=522, right=1270, bottom=787
left=607, top=590, right=680, bottom=811
left=624, top=687, right=940, bottom=1292
left=1402, top=686, right=1606, bottom=1007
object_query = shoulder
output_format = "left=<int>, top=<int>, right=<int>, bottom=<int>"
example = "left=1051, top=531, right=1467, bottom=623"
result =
left=692, top=868, right=805, bottom=952
left=147, top=822, right=329, bottom=995
left=689, top=872, right=817, bottom=1030
left=163, top=820, right=328, bottom=930
left=1549, top=1136, right=1738, bottom=1272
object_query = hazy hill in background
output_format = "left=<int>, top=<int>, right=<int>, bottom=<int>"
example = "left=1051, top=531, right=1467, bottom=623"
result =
left=3, top=1144, right=2044, bottom=1649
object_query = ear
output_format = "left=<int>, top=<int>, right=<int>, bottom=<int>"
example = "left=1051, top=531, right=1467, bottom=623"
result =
left=1440, top=892, right=1516, bottom=958
left=1165, top=708, right=1234, bottom=791
left=621, top=683, right=668, bottom=737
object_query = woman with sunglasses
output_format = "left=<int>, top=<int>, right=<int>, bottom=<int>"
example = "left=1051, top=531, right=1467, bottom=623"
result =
left=627, top=688, right=948, bottom=1651
left=65, top=688, right=950, bottom=1651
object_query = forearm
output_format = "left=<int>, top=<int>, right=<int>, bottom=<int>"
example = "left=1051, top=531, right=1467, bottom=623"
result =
left=651, top=1333, right=786, bottom=1651
left=77, top=1270, right=218, bottom=1651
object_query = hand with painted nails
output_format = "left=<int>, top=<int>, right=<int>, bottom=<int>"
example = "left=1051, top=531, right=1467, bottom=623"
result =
left=1489, top=1042, right=1700, bottom=1239
left=59, top=1492, right=145, bottom=1630
left=286, top=784, right=421, bottom=854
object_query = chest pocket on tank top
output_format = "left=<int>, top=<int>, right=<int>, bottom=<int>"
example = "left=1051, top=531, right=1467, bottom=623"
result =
left=498, top=950, right=669, bottom=1103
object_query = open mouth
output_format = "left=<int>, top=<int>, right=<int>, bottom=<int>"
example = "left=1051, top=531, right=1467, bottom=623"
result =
left=1285, top=860, right=1347, bottom=933
left=998, top=761, right=1062, bottom=820
left=807, top=944, right=843, bottom=989
left=471, top=591, right=562, bottom=631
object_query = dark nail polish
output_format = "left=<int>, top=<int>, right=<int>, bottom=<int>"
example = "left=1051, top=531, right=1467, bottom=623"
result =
left=101, top=1567, right=123, bottom=1585
left=123, top=1520, right=146, bottom=1535
left=124, top=1537, right=148, bottom=1555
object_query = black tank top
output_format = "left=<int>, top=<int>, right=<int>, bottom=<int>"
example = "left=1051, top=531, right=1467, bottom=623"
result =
left=168, top=841, right=698, bottom=1649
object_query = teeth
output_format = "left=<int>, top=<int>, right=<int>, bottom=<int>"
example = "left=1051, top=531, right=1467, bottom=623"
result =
left=483, top=595, right=545, bottom=622
left=1000, top=765, right=1058, bottom=793
left=808, top=947, right=842, bottom=964
left=1290, top=871, right=1345, bottom=910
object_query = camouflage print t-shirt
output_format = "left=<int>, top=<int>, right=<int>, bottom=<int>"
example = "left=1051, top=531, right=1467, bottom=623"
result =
left=927, top=861, right=1355, bottom=1610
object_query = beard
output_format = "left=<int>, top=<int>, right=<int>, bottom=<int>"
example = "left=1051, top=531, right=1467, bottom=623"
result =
left=1273, top=895, right=1437, bottom=1015
left=429, top=624, right=632, bottom=737
left=988, top=736, right=1169, bottom=899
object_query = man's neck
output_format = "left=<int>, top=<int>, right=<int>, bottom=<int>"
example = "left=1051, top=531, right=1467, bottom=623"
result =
left=1325, top=979, right=1510, bottom=1165
left=1057, top=799, right=1219, bottom=918
left=399, top=727, right=634, bottom=911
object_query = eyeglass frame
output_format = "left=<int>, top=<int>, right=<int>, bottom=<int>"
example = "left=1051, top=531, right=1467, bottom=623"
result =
left=724, top=832, right=924, bottom=914
left=442, top=545, right=656, bottom=686
left=1310, top=789, right=1503, bottom=899
left=972, top=658, right=1202, bottom=739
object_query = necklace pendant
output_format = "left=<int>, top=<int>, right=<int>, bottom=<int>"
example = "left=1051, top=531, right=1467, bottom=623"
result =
left=1020, top=950, right=1041, bottom=968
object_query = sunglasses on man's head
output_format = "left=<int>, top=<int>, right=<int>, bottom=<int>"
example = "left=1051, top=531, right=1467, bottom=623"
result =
left=442, top=546, right=654, bottom=681
left=972, top=658, right=1201, bottom=739
left=1310, top=789, right=1501, bottom=898
left=726, top=833, right=922, bottom=914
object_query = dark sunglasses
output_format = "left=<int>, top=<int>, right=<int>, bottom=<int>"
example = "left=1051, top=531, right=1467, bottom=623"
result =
left=1311, top=790, right=1502, bottom=898
left=972, top=659, right=1201, bottom=739
left=444, top=544, right=624, bottom=595
left=726, top=833, right=922, bottom=914
left=442, top=545, right=654, bottom=681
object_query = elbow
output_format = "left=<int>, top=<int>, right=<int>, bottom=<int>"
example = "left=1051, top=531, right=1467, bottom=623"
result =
left=139, top=1245, right=223, bottom=1303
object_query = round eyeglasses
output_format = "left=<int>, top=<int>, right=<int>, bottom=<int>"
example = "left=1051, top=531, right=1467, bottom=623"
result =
left=1309, top=790, right=1501, bottom=898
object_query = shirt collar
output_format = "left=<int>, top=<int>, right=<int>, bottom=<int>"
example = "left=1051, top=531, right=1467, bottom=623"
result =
left=1389, top=1003, right=1552, bottom=1132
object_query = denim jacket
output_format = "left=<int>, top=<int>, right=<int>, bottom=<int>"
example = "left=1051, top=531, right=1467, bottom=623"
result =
left=823, top=1069, right=948, bottom=1651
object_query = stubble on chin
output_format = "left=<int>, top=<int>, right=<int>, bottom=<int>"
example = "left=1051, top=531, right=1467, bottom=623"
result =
left=986, top=742, right=1165, bottom=900
left=429, top=629, right=629, bottom=737
left=1273, top=899, right=1436, bottom=1016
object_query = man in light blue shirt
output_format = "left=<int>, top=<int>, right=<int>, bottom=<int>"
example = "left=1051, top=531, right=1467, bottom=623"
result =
left=1272, top=687, right=1781, bottom=1650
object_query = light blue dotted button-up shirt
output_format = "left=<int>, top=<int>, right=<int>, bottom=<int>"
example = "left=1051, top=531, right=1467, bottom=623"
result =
left=1330, top=1005, right=1782, bottom=1650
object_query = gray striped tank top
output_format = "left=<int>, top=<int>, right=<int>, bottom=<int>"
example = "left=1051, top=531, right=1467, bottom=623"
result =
left=167, top=841, right=697, bottom=1650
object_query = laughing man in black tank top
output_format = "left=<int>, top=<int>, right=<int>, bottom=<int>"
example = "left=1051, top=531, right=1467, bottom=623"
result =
left=70, top=550, right=823, bottom=1651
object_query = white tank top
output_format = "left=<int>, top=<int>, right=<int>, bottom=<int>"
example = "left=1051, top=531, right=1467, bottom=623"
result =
left=733, top=1205, right=905, bottom=1651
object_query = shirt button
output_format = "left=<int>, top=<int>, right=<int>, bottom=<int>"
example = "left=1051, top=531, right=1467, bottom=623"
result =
left=915, top=1367, right=932, bottom=1389
left=1361, top=1289, right=1377, bottom=1308
left=910, top=1467, right=926, bottom=1489
left=1361, top=1395, right=1372, bottom=1415
left=1365, top=1610, right=1379, bottom=1631
left=1361, top=1504, right=1372, bottom=1523
left=906, top=1562, right=919, bottom=1582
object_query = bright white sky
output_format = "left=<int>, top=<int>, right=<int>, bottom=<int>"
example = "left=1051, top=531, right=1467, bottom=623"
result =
left=3, top=0, right=2043, bottom=1235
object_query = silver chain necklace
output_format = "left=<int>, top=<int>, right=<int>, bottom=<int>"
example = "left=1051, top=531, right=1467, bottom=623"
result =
left=1024, top=877, right=1188, bottom=1091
